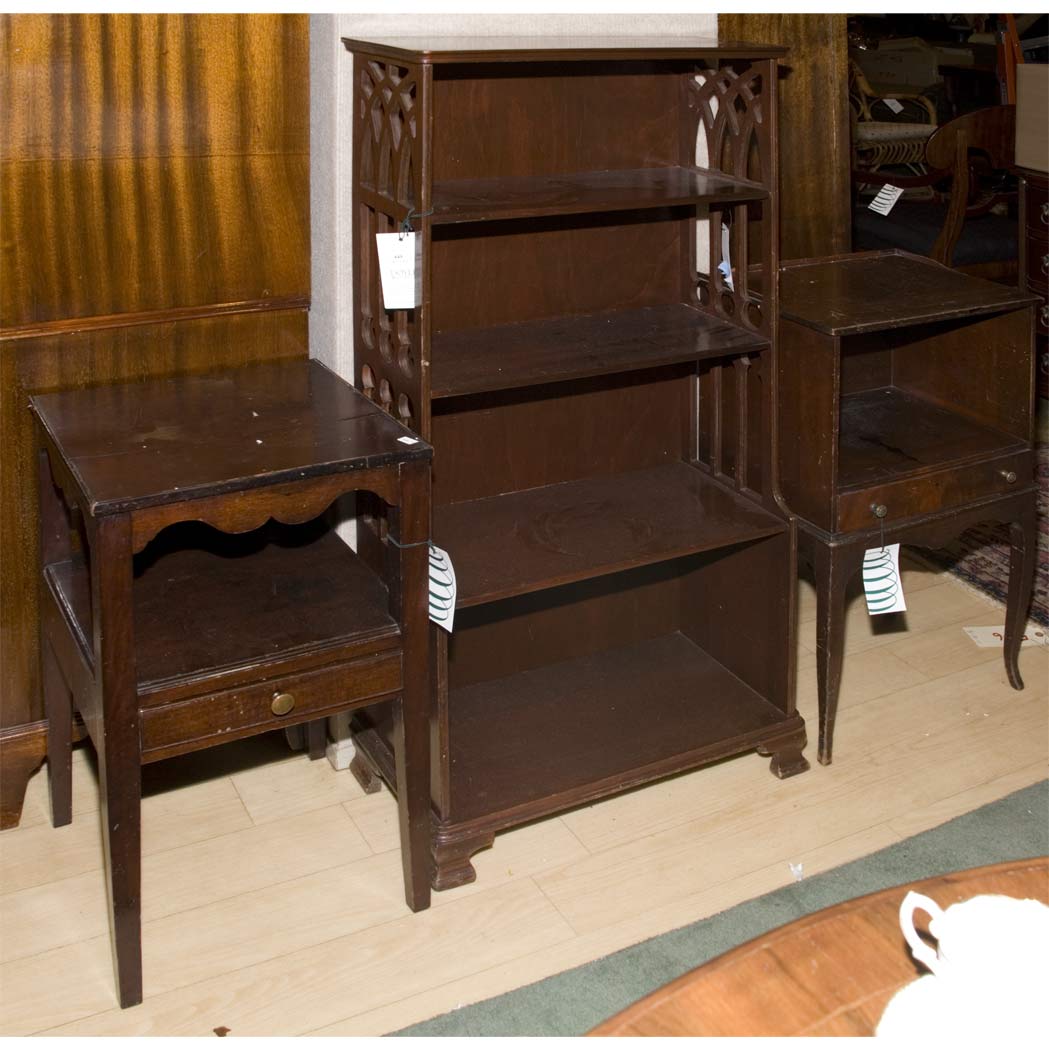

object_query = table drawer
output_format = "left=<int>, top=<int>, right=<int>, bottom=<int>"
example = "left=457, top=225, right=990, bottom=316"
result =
left=836, top=449, right=1033, bottom=532
left=140, top=652, right=402, bottom=761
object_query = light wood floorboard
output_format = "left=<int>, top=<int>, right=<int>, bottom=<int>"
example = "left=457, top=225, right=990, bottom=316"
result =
left=0, top=561, right=1045, bottom=1035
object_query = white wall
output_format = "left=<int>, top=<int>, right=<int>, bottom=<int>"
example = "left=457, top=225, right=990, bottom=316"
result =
left=308, top=11, right=719, bottom=379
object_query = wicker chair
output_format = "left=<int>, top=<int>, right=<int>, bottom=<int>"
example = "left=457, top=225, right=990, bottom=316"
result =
left=850, top=60, right=938, bottom=176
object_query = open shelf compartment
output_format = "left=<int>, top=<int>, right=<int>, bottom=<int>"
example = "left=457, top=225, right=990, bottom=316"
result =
left=838, top=386, right=1027, bottom=490
left=43, top=523, right=399, bottom=696
left=444, top=631, right=793, bottom=823
left=434, top=461, right=787, bottom=608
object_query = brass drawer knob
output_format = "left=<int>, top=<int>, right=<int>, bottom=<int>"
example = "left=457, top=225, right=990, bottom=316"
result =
left=999, top=469, right=1017, bottom=484
left=271, top=691, right=296, bottom=716
left=870, top=503, right=888, bottom=519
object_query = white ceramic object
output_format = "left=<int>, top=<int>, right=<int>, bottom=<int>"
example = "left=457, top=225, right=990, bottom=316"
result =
left=876, top=890, right=1049, bottom=1038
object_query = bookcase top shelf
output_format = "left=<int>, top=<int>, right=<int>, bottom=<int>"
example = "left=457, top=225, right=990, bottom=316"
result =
left=342, top=36, right=787, bottom=64
left=429, top=166, right=769, bottom=226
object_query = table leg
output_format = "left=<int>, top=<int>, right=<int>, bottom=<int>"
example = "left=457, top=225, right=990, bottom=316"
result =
left=1004, top=499, right=1037, bottom=691
left=42, top=637, right=73, bottom=827
left=91, top=515, right=143, bottom=1008
left=389, top=461, right=432, bottom=912
left=38, top=446, right=74, bottom=827
left=812, top=541, right=861, bottom=766
left=306, top=719, right=327, bottom=760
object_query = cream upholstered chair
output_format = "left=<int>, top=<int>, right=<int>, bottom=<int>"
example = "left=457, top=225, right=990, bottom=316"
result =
left=850, top=59, right=938, bottom=176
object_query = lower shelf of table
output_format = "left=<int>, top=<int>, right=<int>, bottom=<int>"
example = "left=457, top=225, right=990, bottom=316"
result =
left=838, top=386, right=1025, bottom=489
left=356, top=630, right=800, bottom=830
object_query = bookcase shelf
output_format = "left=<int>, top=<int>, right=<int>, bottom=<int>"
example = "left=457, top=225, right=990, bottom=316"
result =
left=429, top=166, right=769, bottom=226
left=431, top=303, right=768, bottom=399
left=435, top=461, right=786, bottom=608
left=345, top=36, right=809, bottom=891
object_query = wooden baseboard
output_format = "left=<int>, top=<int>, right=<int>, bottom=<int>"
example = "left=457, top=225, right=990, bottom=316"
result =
left=0, top=722, right=47, bottom=830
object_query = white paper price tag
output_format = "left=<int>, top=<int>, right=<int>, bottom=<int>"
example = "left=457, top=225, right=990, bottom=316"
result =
left=883, top=97, right=904, bottom=114
left=868, top=184, right=904, bottom=216
left=428, top=543, right=456, bottom=633
left=863, top=543, right=906, bottom=615
left=375, top=231, right=422, bottom=309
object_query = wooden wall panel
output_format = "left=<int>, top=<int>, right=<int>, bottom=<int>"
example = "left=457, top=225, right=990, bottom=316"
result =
left=0, top=13, right=310, bottom=827
left=719, top=13, right=851, bottom=260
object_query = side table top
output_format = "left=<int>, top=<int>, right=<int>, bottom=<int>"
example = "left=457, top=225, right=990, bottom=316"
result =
left=29, top=359, right=432, bottom=515
left=781, top=249, right=1038, bottom=336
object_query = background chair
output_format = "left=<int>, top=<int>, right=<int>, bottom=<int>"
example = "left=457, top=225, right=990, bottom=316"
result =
left=852, top=104, right=1018, bottom=279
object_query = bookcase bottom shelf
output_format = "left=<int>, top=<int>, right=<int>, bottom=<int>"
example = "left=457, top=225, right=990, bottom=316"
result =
left=352, top=631, right=808, bottom=888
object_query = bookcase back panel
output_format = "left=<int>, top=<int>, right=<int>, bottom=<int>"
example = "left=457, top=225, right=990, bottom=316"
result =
left=447, top=560, right=683, bottom=689
left=431, top=212, right=685, bottom=331
left=431, top=366, right=690, bottom=504
left=432, top=64, right=682, bottom=180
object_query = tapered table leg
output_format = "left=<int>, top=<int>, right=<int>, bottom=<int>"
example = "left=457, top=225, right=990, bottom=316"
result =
left=811, top=539, right=864, bottom=767
left=91, top=515, right=143, bottom=1009
left=1004, top=497, right=1038, bottom=691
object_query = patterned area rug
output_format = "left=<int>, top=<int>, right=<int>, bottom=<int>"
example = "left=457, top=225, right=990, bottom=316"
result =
left=914, top=413, right=1048, bottom=627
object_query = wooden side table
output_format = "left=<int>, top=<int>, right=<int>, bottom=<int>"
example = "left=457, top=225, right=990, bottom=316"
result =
left=777, top=250, right=1040, bottom=764
left=30, top=359, right=433, bottom=1008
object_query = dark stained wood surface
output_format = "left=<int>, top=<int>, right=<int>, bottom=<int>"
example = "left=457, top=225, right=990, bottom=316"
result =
left=431, top=304, right=768, bottom=399
left=0, top=14, right=311, bottom=818
left=432, top=214, right=682, bottom=332
left=719, top=13, right=851, bottom=260
left=448, top=632, right=792, bottom=823
left=29, top=360, right=430, bottom=514
left=346, top=38, right=805, bottom=891
left=781, top=251, right=1036, bottom=336
left=343, top=36, right=787, bottom=64
left=45, top=525, right=399, bottom=693
left=776, top=249, right=1037, bottom=765
left=431, top=167, right=768, bottom=225
left=592, top=858, right=1049, bottom=1036
left=435, top=462, right=786, bottom=607
left=838, top=387, right=1025, bottom=489
left=34, top=358, right=435, bottom=1003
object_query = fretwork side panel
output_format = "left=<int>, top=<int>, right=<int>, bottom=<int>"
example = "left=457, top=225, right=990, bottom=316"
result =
left=352, top=54, right=432, bottom=439
left=685, top=58, right=780, bottom=509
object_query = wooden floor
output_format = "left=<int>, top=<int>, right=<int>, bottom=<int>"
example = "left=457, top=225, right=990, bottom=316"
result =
left=1, top=558, right=1046, bottom=1036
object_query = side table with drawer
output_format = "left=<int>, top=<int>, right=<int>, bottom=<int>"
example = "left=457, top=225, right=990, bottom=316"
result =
left=30, top=359, right=433, bottom=1008
left=778, top=250, right=1039, bottom=765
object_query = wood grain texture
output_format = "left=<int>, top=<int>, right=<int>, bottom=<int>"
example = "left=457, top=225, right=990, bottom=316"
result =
left=718, top=13, right=850, bottom=260
left=0, top=14, right=310, bottom=818
left=593, top=859, right=1049, bottom=1036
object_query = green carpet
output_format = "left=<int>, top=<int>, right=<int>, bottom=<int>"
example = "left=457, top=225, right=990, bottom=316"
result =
left=394, top=780, right=1049, bottom=1036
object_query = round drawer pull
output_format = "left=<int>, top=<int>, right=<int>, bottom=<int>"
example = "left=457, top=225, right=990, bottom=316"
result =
left=271, top=691, right=296, bottom=716
left=999, top=469, right=1017, bottom=484
left=1042, top=253, right=1049, bottom=276
left=1042, top=202, right=1049, bottom=225
left=870, top=503, right=888, bottom=518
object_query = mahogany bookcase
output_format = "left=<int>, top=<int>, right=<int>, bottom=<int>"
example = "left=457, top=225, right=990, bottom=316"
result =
left=342, top=35, right=809, bottom=890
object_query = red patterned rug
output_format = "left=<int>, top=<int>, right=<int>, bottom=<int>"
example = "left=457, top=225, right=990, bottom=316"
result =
left=914, top=419, right=1048, bottom=627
